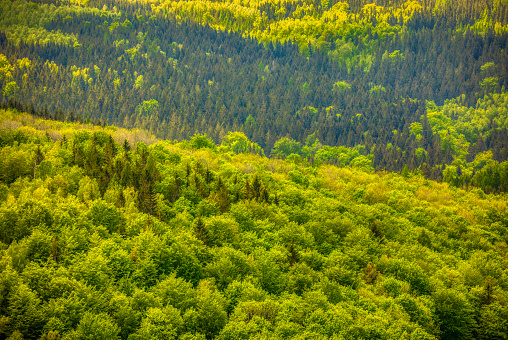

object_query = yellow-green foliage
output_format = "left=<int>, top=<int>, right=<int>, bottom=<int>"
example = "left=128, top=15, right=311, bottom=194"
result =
left=0, top=0, right=117, bottom=46
left=1, top=107, right=508, bottom=339
left=469, top=8, right=508, bottom=35
left=153, top=0, right=422, bottom=67
left=333, top=80, right=351, bottom=91
left=425, top=92, right=508, bottom=153
left=1, top=24, right=79, bottom=47
left=151, top=0, right=506, bottom=70
left=0, top=55, right=23, bottom=97
left=426, top=108, right=470, bottom=160
left=0, top=108, right=158, bottom=146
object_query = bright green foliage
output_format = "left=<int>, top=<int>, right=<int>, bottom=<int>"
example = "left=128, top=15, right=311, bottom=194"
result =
left=0, top=146, right=31, bottom=183
left=190, top=134, right=216, bottom=150
left=87, top=199, right=123, bottom=233
left=0, top=0, right=111, bottom=46
left=134, top=75, right=144, bottom=89
left=4, top=81, right=19, bottom=97
left=0, top=54, right=14, bottom=82
left=74, top=312, right=121, bottom=339
left=480, top=62, right=496, bottom=73
left=220, top=132, right=264, bottom=156
left=480, top=77, right=499, bottom=94
left=1, top=55, right=508, bottom=340
left=433, top=289, right=476, bottom=340
left=130, top=306, right=183, bottom=340
left=137, top=99, right=158, bottom=117
left=469, top=8, right=508, bottom=35
left=333, top=80, right=351, bottom=92
left=153, top=0, right=422, bottom=68
left=425, top=93, right=508, bottom=143
left=420, top=92, right=508, bottom=192
left=271, top=137, right=301, bottom=158
left=369, top=84, right=387, bottom=95
left=315, top=144, right=372, bottom=169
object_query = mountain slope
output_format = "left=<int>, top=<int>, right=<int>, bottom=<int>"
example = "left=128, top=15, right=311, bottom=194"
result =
left=1, top=0, right=507, bottom=165
left=0, top=107, right=508, bottom=339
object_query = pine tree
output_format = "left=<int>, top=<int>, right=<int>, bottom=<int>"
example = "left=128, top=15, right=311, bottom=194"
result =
left=194, top=216, right=210, bottom=246
left=286, top=240, right=300, bottom=265
left=122, top=139, right=131, bottom=152
left=32, top=145, right=44, bottom=178
left=252, top=175, right=261, bottom=199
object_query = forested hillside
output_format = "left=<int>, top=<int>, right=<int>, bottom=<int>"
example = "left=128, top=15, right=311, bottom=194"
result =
left=1, top=0, right=508, bottom=193
left=1, top=1, right=508, bottom=338
left=0, top=107, right=508, bottom=339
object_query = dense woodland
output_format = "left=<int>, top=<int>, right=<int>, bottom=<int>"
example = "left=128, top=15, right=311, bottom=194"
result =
left=1, top=0, right=508, bottom=193
left=0, top=107, right=507, bottom=340
left=1, top=0, right=508, bottom=339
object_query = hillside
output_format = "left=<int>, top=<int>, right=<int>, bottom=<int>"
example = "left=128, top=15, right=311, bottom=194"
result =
left=0, top=107, right=508, bottom=339
left=1, top=0, right=508, bottom=193
left=1, top=1, right=508, bottom=339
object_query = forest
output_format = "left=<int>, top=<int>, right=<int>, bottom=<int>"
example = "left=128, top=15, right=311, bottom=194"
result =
left=0, top=0, right=508, bottom=193
left=1, top=0, right=508, bottom=338
left=0, top=106, right=507, bottom=340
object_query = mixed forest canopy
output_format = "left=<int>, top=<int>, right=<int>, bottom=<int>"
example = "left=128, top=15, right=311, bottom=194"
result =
left=0, top=0, right=508, bottom=193
left=0, top=107, right=507, bottom=340
left=1, top=0, right=508, bottom=338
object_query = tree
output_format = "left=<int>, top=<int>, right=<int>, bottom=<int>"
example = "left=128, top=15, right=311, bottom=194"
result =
left=193, top=279, right=227, bottom=339
left=151, top=274, right=196, bottom=311
left=363, top=262, right=380, bottom=284
left=477, top=303, right=508, bottom=340
left=194, top=216, right=210, bottom=246
left=0, top=147, right=31, bottom=184
left=88, top=199, right=124, bottom=233
left=32, top=145, right=44, bottom=177
left=432, top=289, right=476, bottom=340
left=130, top=306, right=183, bottom=340
left=286, top=240, right=300, bottom=266
left=7, top=284, right=45, bottom=339
left=137, top=99, right=159, bottom=117
left=271, top=137, right=301, bottom=158
left=190, top=134, right=215, bottom=150
left=73, top=312, right=121, bottom=340
left=221, top=132, right=257, bottom=154
left=480, top=77, right=499, bottom=96
left=77, top=177, right=101, bottom=204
